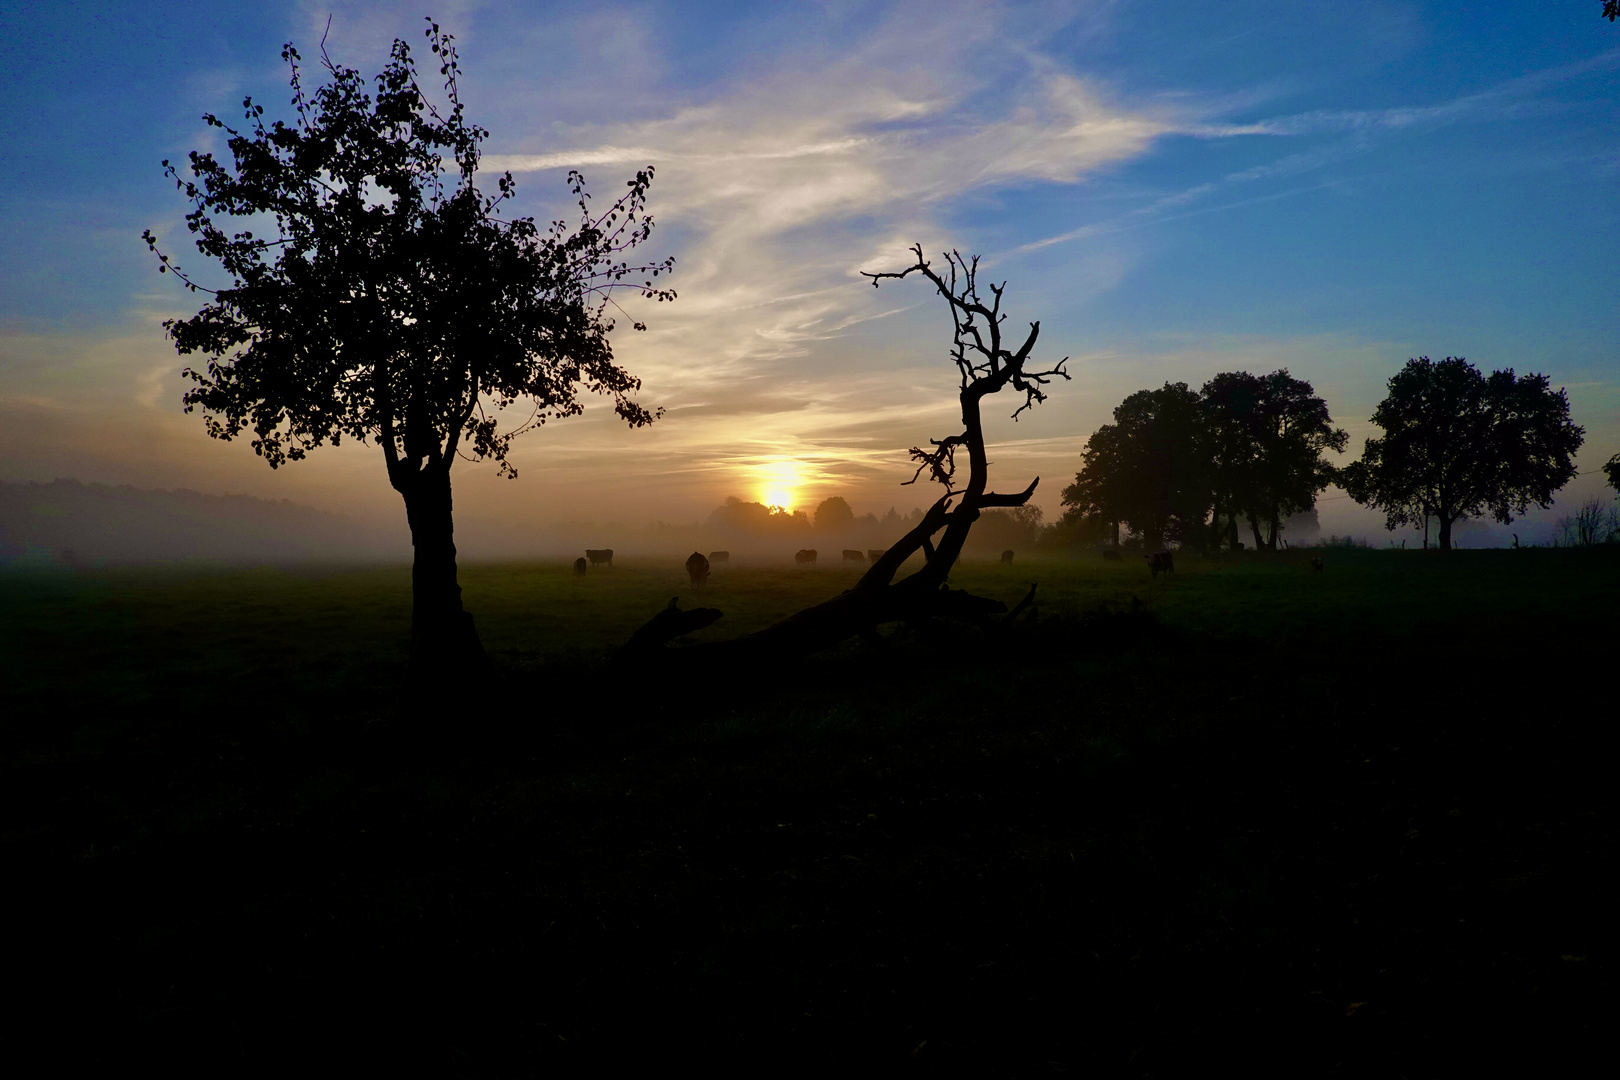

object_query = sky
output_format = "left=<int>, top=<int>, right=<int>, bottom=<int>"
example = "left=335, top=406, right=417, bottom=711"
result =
left=2, top=0, right=1617, bottom=551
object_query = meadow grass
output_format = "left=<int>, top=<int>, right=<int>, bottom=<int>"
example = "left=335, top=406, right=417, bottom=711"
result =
left=2, top=547, right=1612, bottom=1071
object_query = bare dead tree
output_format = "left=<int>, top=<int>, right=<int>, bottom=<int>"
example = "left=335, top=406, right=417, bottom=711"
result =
left=617, top=245, right=1067, bottom=661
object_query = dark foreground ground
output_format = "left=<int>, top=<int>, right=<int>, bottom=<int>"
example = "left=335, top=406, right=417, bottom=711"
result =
left=2, top=548, right=1611, bottom=1074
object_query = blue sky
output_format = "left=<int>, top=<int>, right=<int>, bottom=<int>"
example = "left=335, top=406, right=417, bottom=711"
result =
left=2, top=1, right=1616, bottom=547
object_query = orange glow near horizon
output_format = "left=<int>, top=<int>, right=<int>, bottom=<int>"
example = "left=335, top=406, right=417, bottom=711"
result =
left=756, top=458, right=805, bottom=512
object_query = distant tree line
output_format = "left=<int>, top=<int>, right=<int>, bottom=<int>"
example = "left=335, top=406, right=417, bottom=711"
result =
left=624, top=495, right=1051, bottom=560
left=1057, top=357, right=1586, bottom=553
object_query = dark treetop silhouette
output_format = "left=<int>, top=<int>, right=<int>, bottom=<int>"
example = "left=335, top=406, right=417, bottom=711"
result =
left=1063, top=382, right=1207, bottom=551
left=1200, top=370, right=1346, bottom=551
left=143, top=20, right=674, bottom=665
left=1061, top=370, right=1344, bottom=552
left=1340, top=357, right=1583, bottom=551
left=621, top=245, right=1067, bottom=658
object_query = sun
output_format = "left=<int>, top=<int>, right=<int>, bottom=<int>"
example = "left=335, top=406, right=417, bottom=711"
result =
left=756, top=459, right=804, bottom=512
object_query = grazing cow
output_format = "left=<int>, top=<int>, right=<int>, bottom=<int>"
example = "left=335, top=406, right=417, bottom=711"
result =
left=868, top=549, right=885, bottom=563
left=709, top=550, right=730, bottom=563
left=842, top=549, right=865, bottom=562
left=1101, top=548, right=1122, bottom=562
left=1146, top=551, right=1174, bottom=579
left=585, top=548, right=613, bottom=568
left=1310, top=556, right=1324, bottom=573
left=572, top=556, right=587, bottom=576
left=795, top=548, right=818, bottom=565
left=685, top=551, right=710, bottom=586
left=1000, top=549, right=1014, bottom=565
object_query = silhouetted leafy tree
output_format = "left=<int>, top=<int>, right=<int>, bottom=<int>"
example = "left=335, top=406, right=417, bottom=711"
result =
left=1201, top=370, right=1346, bottom=550
left=1060, top=422, right=1129, bottom=547
left=1341, top=357, right=1583, bottom=551
left=1606, top=2, right=1619, bottom=23
left=1062, top=383, right=1209, bottom=550
left=1048, top=508, right=1116, bottom=550
left=813, top=496, right=857, bottom=534
left=1604, top=452, right=1620, bottom=496
left=708, top=497, right=811, bottom=539
left=143, top=21, right=674, bottom=665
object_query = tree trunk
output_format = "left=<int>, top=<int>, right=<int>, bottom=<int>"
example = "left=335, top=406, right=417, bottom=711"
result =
left=1437, top=515, right=1453, bottom=551
left=1248, top=513, right=1268, bottom=551
left=397, top=464, right=485, bottom=668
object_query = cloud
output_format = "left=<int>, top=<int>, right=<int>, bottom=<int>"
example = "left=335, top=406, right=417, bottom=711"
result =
left=454, top=2, right=1254, bottom=518
left=1007, top=47, right=1620, bottom=259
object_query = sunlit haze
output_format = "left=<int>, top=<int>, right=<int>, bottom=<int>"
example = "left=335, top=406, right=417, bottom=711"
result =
left=3, top=1, right=1616, bottom=556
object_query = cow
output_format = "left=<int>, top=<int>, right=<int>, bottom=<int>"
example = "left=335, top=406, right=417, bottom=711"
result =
left=1101, top=548, right=1122, bottom=562
left=572, top=556, right=587, bottom=576
left=842, top=549, right=865, bottom=562
left=868, top=549, right=886, bottom=563
left=585, top=548, right=613, bottom=568
left=1000, top=549, right=1014, bottom=565
left=795, top=549, right=818, bottom=565
left=1310, top=556, right=1324, bottom=573
left=685, top=551, right=710, bottom=586
left=708, top=550, right=730, bottom=563
left=1146, top=551, right=1174, bottom=579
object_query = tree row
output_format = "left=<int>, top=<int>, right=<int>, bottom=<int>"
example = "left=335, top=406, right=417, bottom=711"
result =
left=1061, top=357, right=1584, bottom=552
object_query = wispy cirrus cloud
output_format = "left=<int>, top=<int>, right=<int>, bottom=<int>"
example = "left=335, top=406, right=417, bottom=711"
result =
left=466, top=3, right=1270, bottom=512
left=1007, top=46, right=1620, bottom=261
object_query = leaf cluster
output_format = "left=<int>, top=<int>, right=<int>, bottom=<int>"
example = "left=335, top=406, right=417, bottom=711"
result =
left=142, top=20, right=676, bottom=482
left=1062, top=371, right=1347, bottom=547
left=1339, top=357, right=1584, bottom=531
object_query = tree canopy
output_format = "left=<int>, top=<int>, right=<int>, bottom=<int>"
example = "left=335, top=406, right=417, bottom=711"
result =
left=1061, top=370, right=1344, bottom=550
left=1340, top=357, right=1583, bottom=550
left=143, top=21, right=674, bottom=662
left=1201, top=370, right=1347, bottom=550
left=1061, top=382, right=1208, bottom=550
left=813, top=496, right=857, bottom=534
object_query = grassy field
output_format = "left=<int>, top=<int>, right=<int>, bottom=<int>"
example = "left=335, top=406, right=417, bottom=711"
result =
left=2, top=548, right=1612, bottom=1072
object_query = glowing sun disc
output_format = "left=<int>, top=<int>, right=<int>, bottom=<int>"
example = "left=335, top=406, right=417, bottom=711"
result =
left=756, top=459, right=804, bottom=511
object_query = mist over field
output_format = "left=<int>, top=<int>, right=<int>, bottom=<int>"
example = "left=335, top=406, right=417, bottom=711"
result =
left=0, top=478, right=1025, bottom=566
left=0, top=479, right=405, bottom=566
left=4, top=472, right=1610, bottom=568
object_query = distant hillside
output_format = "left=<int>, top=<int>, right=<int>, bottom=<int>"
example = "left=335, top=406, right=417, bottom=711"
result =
left=0, top=479, right=407, bottom=566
